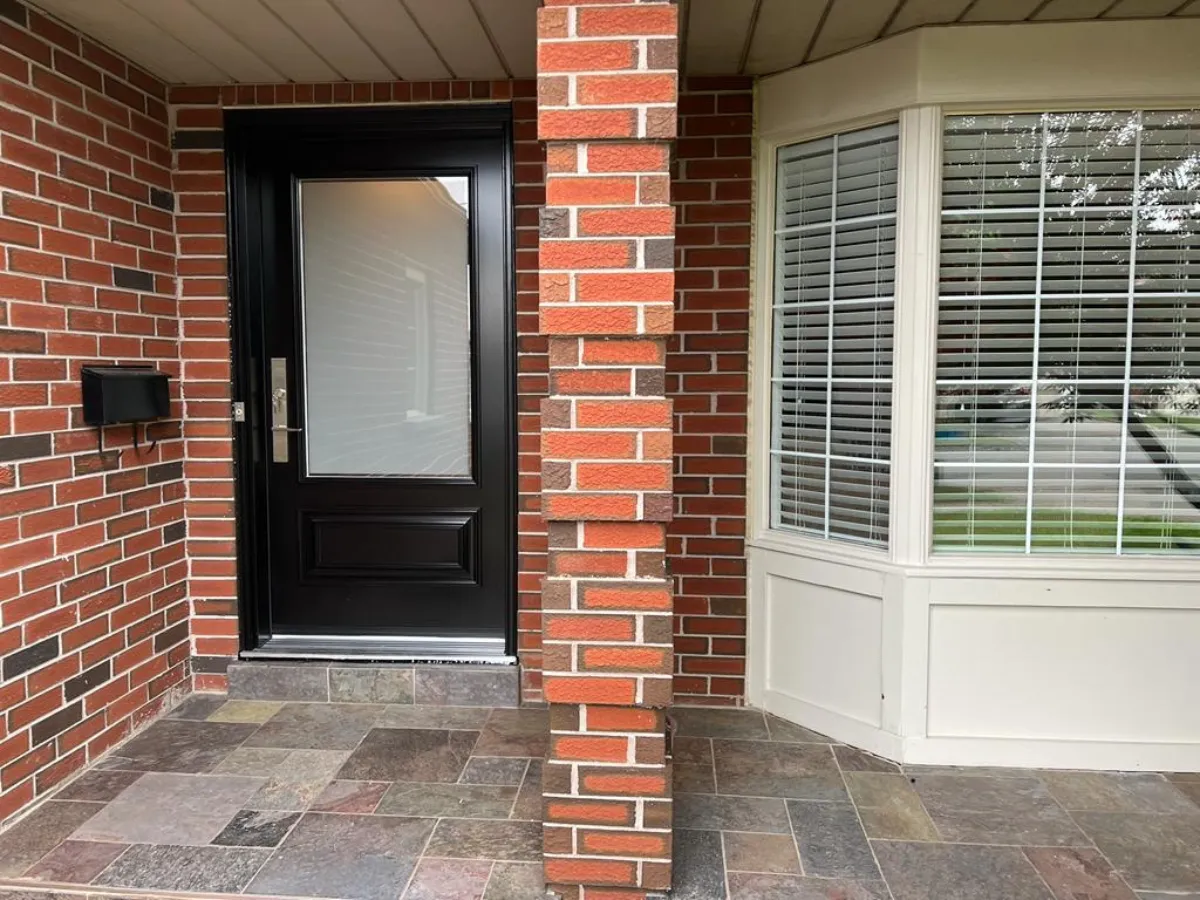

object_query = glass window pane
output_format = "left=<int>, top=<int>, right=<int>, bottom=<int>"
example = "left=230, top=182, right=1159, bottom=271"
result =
left=299, top=177, right=471, bottom=478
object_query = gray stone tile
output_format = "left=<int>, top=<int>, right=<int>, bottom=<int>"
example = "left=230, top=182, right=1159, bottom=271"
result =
left=377, top=782, right=517, bottom=818
left=414, top=666, right=519, bottom=708
left=22, top=840, right=127, bottom=883
left=483, top=862, right=544, bottom=900
left=674, top=793, right=791, bottom=833
left=844, top=772, right=939, bottom=842
left=311, top=780, right=389, bottom=813
left=672, top=829, right=725, bottom=900
left=403, top=858, right=492, bottom=900
left=912, top=773, right=1089, bottom=846
left=107, top=720, right=257, bottom=773
left=904, top=764, right=1036, bottom=779
left=673, top=707, right=768, bottom=740
left=167, top=694, right=228, bottom=720
left=674, top=763, right=716, bottom=793
left=425, top=819, right=542, bottom=861
left=1139, top=895, right=1200, bottom=899
left=1174, top=781, right=1200, bottom=809
left=728, top=874, right=889, bottom=899
left=511, top=760, right=543, bottom=821
left=245, top=749, right=347, bottom=810
left=206, top=700, right=284, bottom=724
left=228, top=662, right=329, bottom=701
left=713, top=739, right=847, bottom=801
left=460, top=757, right=530, bottom=786
left=1024, top=847, right=1139, bottom=900
left=212, top=809, right=301, bottom=848
left=874, top=841, right=1056, bottom=900
left=835, top=745, right=901, bottom=773
left=472, top=708, right=549, bottom=758
left=248, top=813, right=433, bottom=900
left=723, top=831, right=800, bottom=874
left=243, top=702, right=382, bottom=750
left=765, top=714, right=836, bottom=743
left=73, top=772, right=264, bottom=845
left=377, top=705, right=493, bottom=730
left=1042, top=772, right=1200, bottom=815
left=330, top=666, right=414, bottom=704
left=789, top=800, right=880, bottom=880
left=673, top=735, right=713, bottom=765
left=1073, top=811, right=1200, bottom=893
left=338, top=728, right=478, bottom=783
left=213, top=746, right=292, bottom=776
left=94, top=843, right=270, bottom=893
left=53, top=768, right=141, bottom=802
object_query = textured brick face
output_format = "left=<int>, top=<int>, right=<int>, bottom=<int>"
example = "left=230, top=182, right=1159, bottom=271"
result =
left=0, top=0, right=186, bottom=823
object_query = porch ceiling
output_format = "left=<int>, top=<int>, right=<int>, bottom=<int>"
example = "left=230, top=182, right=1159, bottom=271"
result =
left=27, top=0, right=1200, bottom=84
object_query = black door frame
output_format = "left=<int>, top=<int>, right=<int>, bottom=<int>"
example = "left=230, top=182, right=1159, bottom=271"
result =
left=224, top=105, right=518, bottom=658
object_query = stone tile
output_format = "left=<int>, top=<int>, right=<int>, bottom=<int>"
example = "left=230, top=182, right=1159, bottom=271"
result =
left=912, top=773, right=1088, bottom=846
left=212, top=809, right=301, bottom=847
left=460, top=757, right=529, bottom=786
left=511, top=759, right=543, bottom=821
left=789, top=800, right=880, bottom=880
left=377, top=782, right=517, bottom=818
left=330, top=666, right=414, bottom=704
left=1139, top=895, right=1200, bottom=899
left=844, top=772, right=939, bottom=842
left=728, top=874, right=889, bottom=899
left=483, top=862, right=544, bottom=900
left=228, top=662, right=329, bottom=701
left=1042, top=772, right=1200, bottom=815
left=723, top=831, right=800, bottom=874
left=472, top=708, right=549, bottom=758
left=206, top=700, right=284, bottom=724
left=674, top=793, right=791, bottom=833
left=673, top=707, right=768, bottom=740
left=94, top=843, right=270, bottom=893
left=246, top=749, right=348, bottom=810
left=248, top=813, right=433, bottom=900
left=404, top=858, right=492, bottom=900
left=22, top=840, right=126, bottom=883
left=53, top=768, right=141, bottom=802
left=73, top=772, right=263, bottom=845
left=213, top=746, right=292, bottom=776
left=765, top=714, right=836, bottom=743
left=168, top=694, right=228, bottom=720
left=414, top=666, right=519, bottom=708
left=835, top=745, right=901, bottom=773
left=674, top=763, right=716, bottom=793
left=377, top=705, right=493, bottom=730
left=874, top=841, right=1056, bottom=900
left=1176, top=781, right=1200, bottom=809
left=243, top=702, right=382, bottom=751
left=311, top=780, right=389, bottom=813
left=713, top=739, right=847, bottom=801
left=425, top=819, right=542, bottom=861
left=672, top=829, right=726, bottom=900
left=1024, top=847, right=1139, bottom=900
left=107, top=720, right=257, bottom=773
left=904, top=764, right=1036, bottom=779
left=1073, top=811, right=1200, bottom=893
left=339, top=728, right=478, bottom=783
left=673, top=735, right=713, bottom=765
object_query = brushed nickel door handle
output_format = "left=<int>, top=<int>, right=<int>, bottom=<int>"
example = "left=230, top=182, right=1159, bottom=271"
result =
left=270, top=358, right=299, bottom=462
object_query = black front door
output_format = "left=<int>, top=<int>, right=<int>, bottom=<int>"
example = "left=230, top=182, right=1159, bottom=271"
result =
left=227, top=107, right=515, bottom=659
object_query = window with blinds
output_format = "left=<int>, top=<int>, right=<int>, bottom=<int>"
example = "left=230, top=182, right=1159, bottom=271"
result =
left=770, top=122, right=898, bottom=547
left=935, top=110, right=1200, bottom=554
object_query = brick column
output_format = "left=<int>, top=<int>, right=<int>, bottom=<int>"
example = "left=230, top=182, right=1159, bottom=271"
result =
left=536, top=2, right=678, bottom=898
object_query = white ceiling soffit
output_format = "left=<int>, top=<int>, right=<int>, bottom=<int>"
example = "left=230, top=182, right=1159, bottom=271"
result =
left=27, top=0, right=1200, bottom=84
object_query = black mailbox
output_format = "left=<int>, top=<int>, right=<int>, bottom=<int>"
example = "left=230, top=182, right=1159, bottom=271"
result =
left=81, top=366, right=170, bottom=426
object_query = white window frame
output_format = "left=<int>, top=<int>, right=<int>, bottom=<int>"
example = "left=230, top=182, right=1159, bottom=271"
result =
left=751, top=103, right=1200, bottom=579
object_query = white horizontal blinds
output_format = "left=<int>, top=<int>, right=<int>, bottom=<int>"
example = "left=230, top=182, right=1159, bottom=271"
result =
left=771, top=122, right=898, bottom=547
left=934, top=110, right=1200, bottom=555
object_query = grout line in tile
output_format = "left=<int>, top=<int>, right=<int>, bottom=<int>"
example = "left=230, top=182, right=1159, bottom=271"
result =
left=399, top=815, right=443, bottom=900
left=833, top=748, right=897, bottom=899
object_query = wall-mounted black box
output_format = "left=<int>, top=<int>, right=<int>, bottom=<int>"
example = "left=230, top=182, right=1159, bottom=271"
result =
left=81, top=366, right=170, bottom=426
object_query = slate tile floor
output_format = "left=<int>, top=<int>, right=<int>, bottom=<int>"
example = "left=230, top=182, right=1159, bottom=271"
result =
left=0, top=702, right=1197, bottom=900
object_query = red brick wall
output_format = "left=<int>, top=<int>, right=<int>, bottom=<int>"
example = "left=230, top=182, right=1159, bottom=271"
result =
left=169, top=82, right=551, bottom=700
left=0, top=2, right=186, bottom=821
left=669, top=77, right=753, bottom=706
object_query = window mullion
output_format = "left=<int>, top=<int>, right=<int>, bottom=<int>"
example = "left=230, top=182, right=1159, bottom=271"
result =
left=823, top=135, right=839, bottom=540
left=1023, top=116, right=1051, bottom=555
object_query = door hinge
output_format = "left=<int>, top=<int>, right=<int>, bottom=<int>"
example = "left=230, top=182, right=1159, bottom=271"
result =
left=232, top=401, right=246, bottom=423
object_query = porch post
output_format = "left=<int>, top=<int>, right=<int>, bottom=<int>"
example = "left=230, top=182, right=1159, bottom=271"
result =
left=536, top=1, right=679, bottom=897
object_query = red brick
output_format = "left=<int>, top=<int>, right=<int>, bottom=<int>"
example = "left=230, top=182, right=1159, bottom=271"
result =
left=537, top=41, right=636, bottom=73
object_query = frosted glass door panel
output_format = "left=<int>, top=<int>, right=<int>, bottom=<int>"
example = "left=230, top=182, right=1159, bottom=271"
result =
left=299, top=178, right=472, bottom=477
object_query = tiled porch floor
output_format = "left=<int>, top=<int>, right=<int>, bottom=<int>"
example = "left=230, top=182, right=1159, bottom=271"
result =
left=0, top=701, right=1197, bottom=900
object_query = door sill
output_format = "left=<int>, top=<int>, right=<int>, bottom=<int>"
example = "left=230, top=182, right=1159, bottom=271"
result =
left=245, top=634, right=513, bottom=665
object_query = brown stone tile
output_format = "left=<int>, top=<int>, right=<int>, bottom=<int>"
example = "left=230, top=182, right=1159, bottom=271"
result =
left=789, top=800, right=880, bottom=880
left=723, top=831, right=800, bottom=874
left=834, top=745, right=901, bottom=773
left=874, top=842, right=1057, bottom=900
left=53, top=768, right=141, bottom=802
left=912, top=774, right=1088, bottom=846
left=472, top=709, right=548, bottom=758
left=337, top=728, right=478, bottom=783
left=1024, top=847, right=1139, bottom=900
left=310, top=780, right=389, bottom=813
left=108, top=720, right=258, bottom=772
left=482, top=862, right=543, bottom=900
left=424, top=819, right=542, bottom=861
left=404, top=858, right=492, bottom=900
left=376, top=782, right=517, bottom=819
left=243, top=703, right=382, bottom=751
left=844, top=772, right=939, bottom=842
left=675, top=793, right=791, bottom=833
left=713, top=739, right=847, bottom=801
left=1073, top=811, right=1200, bottom=893
left=673, top=707, right=768, bottom=740
left=23, top=840, right=127, bottom=883
left=728, top=873, right=889, bottom=899
left=1042, top=772, right=1200, bottom=815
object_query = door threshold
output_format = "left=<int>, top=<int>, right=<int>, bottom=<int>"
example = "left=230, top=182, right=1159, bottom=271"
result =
left=245, top=634, right=514, bottom=665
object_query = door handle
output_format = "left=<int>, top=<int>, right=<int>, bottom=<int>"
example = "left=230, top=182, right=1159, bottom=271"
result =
left=270, top=358, right=300, bottom=463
